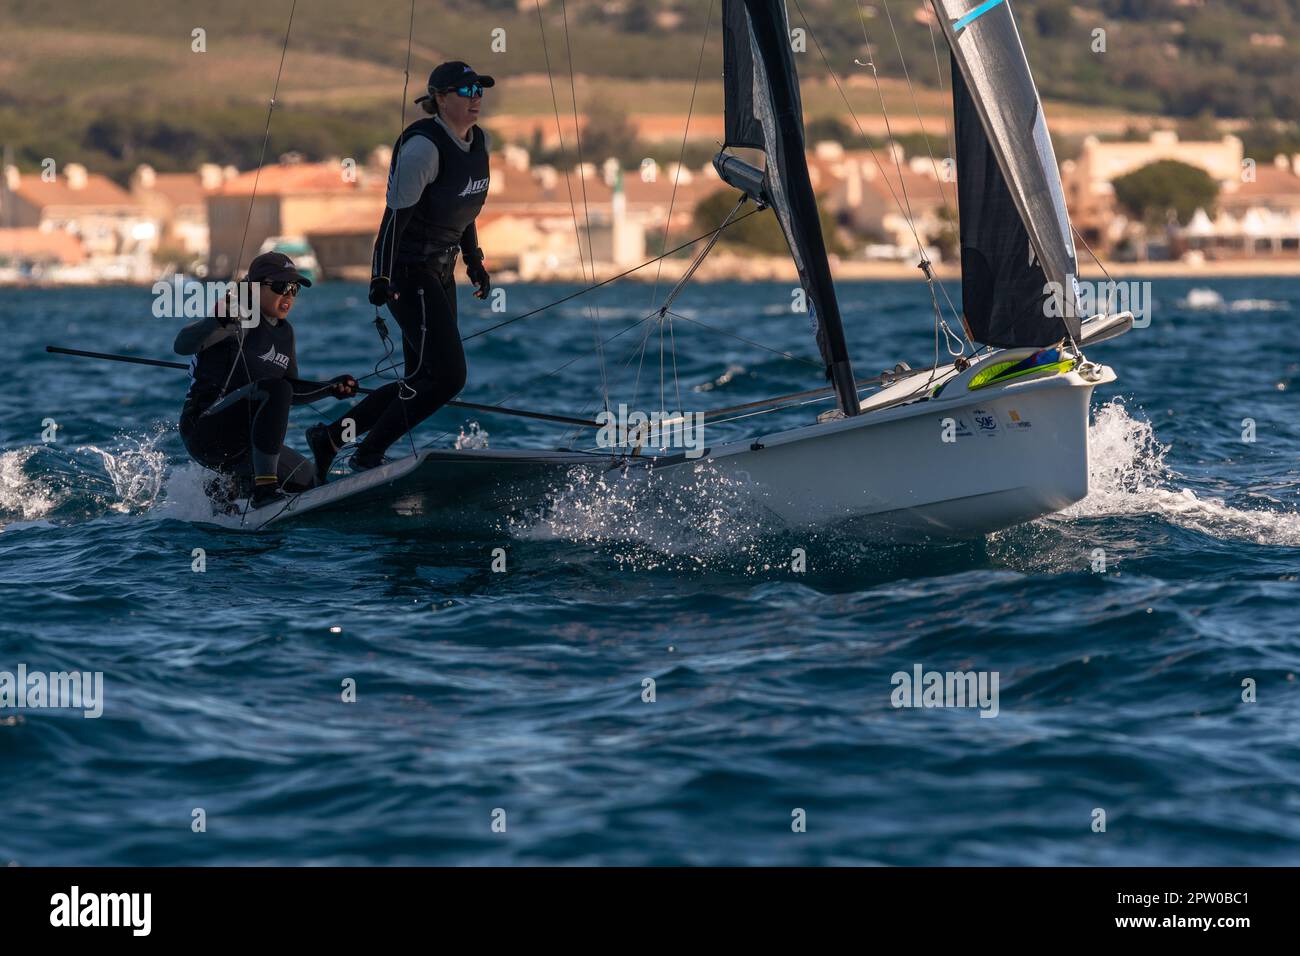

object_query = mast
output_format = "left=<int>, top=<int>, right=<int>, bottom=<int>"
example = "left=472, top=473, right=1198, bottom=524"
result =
left=720, top=0, right=860, bottom=416
left=930, top=0, right=1084, bottom=346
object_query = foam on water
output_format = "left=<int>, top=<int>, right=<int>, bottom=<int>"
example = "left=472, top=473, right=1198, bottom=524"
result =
left=1060, top=399, right=1300, bottom=547
left=150, top=461, right=246, bottom=528
left=0, top=447, right=57, bottom=524
left=0, top=429, right=169, bottom=528
left=1176, top=287, right=1289, bottom=313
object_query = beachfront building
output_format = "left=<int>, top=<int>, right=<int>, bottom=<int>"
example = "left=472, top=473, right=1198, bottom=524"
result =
left=0, top=228, right=85, bottom=283
left=205, top=155, right=385, bottom=278
left=807, top=141, right=951, bottom=262
left=305, top=144, right=719, bottom=281
left=1, top=162, right=156, bottom=281
left=131, top=163, right=232, bottom=267
left=1062, top=131, right=1247, bottom=251
left=1182, top=154, right=1300, bottom=258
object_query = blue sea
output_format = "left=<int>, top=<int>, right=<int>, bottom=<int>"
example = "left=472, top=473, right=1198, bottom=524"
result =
left=1, top=276, right=1298, bottom=866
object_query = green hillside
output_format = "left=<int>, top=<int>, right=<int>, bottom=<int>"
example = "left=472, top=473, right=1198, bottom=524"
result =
left=2, top=0, right=1298, bottom=182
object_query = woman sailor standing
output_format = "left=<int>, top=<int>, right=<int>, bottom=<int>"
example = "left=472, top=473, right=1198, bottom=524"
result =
left=306, top=61, right=494, bottom=476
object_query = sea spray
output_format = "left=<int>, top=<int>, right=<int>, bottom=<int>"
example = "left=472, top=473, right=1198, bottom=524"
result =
left=0, top=447, right=58, bottom=525
left=2, top=428, right=172, bottom=528
left=1055, top=399, right=1300, bottom=547
left=82, top=427, right=169, bottom=513
left=513, top=460, right=780, bottom=572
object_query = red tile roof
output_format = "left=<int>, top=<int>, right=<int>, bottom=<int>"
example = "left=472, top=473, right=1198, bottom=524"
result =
left=217, top=163, right=383, bottom=196
left=12, top=173, right=135, bottom=209
left=1227, top=164, right=1300, bottom=207
left=0, top=227, right=85, bottom=263
left=145, top=173, right=210, bottom=207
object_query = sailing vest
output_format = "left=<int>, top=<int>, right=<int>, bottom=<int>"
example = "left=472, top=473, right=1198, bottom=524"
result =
left=184, top=318, right=297, bottom=413
left=389, top=118, right=490, bottom=264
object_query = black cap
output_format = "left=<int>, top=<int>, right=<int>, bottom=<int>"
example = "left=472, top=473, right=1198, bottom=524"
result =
left=414, top=61, right=495, bottom=104
left=247, top=251, right=312, bottom=287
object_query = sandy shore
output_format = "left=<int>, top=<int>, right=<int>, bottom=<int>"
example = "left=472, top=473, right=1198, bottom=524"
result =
left=7, top=255, right=1300, bottom=289
left=518, top=253, right=1300, bottom=284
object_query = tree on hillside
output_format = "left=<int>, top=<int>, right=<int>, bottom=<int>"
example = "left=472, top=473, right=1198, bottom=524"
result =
left=1034, top=3, right=1073, bottom=38
left=1111, top=160, right=1220, bottom=226
left=576, top=99, right=642, bottom=169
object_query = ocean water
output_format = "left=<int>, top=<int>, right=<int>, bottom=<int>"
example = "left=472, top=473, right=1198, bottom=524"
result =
left=1, top=276, right=1297, bottom=866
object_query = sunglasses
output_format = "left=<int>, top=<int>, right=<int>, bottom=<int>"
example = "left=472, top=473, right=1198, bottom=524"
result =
left=442, top=82, right=484, bottom=99
left=268, top=280, right=301, bottom=297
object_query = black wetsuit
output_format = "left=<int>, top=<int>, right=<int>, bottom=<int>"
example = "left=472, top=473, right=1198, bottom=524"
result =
left=324, top=116, right=489, bottom=460
left=175, top=314, right=323, bottom=491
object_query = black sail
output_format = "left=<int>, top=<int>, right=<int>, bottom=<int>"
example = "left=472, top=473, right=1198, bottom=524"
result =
left=933, top=0, right=1083, bottom=346
left=722, top=0, right=859, bottom=415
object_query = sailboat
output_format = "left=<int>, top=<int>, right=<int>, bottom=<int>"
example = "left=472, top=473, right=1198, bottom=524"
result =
left=226, top=0, right=1133, bottom=537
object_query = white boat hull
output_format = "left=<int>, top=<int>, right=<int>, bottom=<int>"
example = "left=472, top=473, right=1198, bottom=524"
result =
left=675, top=366, right=1108, bottom=541
left=218, top=352, right=1111, bottom=542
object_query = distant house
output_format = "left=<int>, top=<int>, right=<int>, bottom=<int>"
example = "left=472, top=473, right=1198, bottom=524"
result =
left=2, top=163, right=152, bottom=261
left=206, top=158, right=385, bottom=278
left=1062, top=131, right=1246, bottom=249
left=131, top=163, right=231, bottom=261
left=808, top=141, right=952, bottom=261
left=304, top=145, right=714, bottom=280
left=1184, top=156, right=1300, bottom=257
left=0, top=228, right=86, bottom=274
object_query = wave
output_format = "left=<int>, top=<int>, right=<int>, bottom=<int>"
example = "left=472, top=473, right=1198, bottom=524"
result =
left=1178, top=288, right=1289, bottom=313
left=1060, top=399, right=1300, bottom=547
left=0, top=429, right=169, bottom=530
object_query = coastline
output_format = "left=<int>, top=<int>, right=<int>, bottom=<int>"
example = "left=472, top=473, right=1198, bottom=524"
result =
left=6, top=255, right=1300, bottom=288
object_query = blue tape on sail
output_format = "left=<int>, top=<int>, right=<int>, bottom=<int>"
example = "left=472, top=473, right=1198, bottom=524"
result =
left=953, top=0, right=1007, bottom=32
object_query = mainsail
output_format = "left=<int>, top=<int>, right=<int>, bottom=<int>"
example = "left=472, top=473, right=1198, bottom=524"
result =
left=721, top=0, right=860, bottom=415
left=931, top=0, right=1083, bottom=346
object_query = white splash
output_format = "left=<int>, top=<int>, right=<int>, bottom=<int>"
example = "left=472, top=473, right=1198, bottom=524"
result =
left=151, top=461, right=244, bottom=527
left=514, top=459, right=772, bottom=571
left=1177, top=288, right=1289, bottom=313
left=1179, top=288, right=1225, bottom=310
left=1228, top=298, right=1289, bottom=312
left=1060, top=399, right=1300, bottom=547
left=1063, top=399, right=1170, bottom=514
left=81, top=432, right=169, bottom=514
left=454, top=421, right=490, bottom=450
left=0, top=448, right=58, bottom=524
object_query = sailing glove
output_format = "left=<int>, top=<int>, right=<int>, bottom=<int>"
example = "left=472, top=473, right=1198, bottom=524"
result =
left=464, top=250, right=491, bottom=300
left=368, top=276, right=392, bottom=306
left=330, top=374, right=359, bottom=399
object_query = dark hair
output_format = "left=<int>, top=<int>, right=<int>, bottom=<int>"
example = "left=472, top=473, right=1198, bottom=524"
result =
left=421, top=96, right=439, bottom=116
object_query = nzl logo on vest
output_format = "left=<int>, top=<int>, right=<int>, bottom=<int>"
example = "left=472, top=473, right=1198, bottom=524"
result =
left=458, top=175, right=490, bottom=197
left=258, top=345, right=290, bottom=370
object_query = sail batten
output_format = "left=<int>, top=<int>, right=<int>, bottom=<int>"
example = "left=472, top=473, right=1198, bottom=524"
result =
left=721, top=0, right=859, bottom=415
left=932, top=0, right=1083, bottom=346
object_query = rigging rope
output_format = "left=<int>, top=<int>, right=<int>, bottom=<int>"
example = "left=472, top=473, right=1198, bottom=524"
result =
left=843, top=0, right=969, bottom=354
left=454, top=207, right=762, bottom=345
left=649, top=0, right=717, bottom=313
left=543, top=0, right=611, bottom=414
